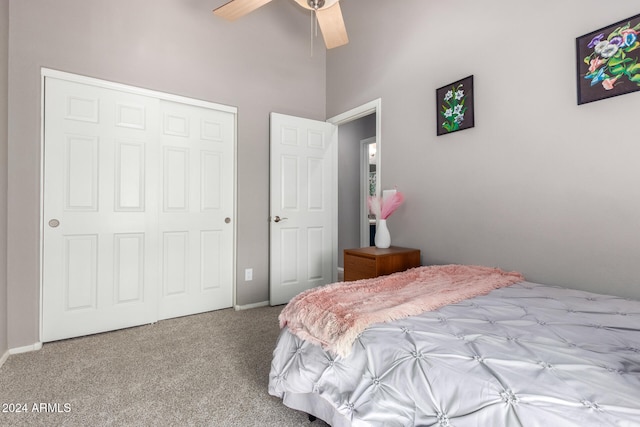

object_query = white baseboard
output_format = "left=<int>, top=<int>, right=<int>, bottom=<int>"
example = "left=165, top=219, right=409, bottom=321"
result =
left=234, top=301, right=270, bottom=311
left=1, top=343, right=44, bottom=368
left=9, top=342, right=43, bottom=355
left=0, top=349, right=9, bottom=369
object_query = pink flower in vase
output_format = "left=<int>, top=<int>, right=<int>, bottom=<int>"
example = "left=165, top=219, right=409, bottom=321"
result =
left=380, top=191, right=405, bottom=219
left=368, top=190, right=405, bottom=220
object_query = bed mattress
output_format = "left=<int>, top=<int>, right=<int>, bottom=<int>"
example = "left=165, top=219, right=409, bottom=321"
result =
left=268, top=281, right=640, bottom=426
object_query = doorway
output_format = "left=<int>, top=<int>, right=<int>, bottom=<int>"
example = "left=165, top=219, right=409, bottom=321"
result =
left=266, top=100, right=381, bottom=302
left=328, top=99, right=381, bottom=274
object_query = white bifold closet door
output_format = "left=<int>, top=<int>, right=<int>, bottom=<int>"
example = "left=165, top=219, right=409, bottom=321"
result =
left=42, top=75, right=234, bottom=342
left=157, top=100, right=234, bottom=320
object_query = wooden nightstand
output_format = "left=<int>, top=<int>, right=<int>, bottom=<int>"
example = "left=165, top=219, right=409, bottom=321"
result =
left=343, top=246, right=421, bottom=281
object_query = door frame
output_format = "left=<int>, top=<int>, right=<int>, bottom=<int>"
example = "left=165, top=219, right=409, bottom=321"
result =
left=39, top=68, right=238, bottom=340
left=360, top=136, right=376, bottom=247
left=328, top=98, right=382, bottom=274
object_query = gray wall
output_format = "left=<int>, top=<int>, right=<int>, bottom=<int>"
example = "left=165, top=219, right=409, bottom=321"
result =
left=1, top=0, right=9, bottom=357
left=328, top=0, right=640, bottom=299
left=337, top=114, right=375, bottom=267
left=6, top=0, right=326, bottom=348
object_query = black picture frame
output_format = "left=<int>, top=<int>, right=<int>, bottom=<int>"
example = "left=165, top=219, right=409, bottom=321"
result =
left=576, top=13, right=640, bottom=105
left=436, top=75, right=474, bottom=136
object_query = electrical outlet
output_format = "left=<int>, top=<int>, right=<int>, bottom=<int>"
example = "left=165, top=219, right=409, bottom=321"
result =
left=245, top=268, right=253, bottom=281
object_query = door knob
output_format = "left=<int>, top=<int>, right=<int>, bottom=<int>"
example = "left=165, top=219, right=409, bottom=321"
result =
left=273, top=216, right=288, bottom=223
left=48, top=219, right=60, bottom=228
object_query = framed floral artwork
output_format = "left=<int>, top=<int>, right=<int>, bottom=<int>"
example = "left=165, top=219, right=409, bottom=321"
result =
left=436, top=75, right=474, bottom=136
left=576, top=13, right=640, bottom=105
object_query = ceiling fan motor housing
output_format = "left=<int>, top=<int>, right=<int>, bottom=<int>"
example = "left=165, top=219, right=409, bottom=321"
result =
left=214, top=0, right=347, bottom=49
left=308, top=0, right=325, bottom=9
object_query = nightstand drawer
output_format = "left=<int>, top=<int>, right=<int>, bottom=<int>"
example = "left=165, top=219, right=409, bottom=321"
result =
left=343, top=246, right=421, bottom=281
left=344, top=255, right=377, bottom=281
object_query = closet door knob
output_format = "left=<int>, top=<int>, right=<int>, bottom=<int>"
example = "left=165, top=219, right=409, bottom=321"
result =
left=48, top=219, right=60, bottom=228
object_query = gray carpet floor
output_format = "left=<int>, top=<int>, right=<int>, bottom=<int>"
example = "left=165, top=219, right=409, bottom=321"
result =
left=0, top=305, right=330, bottom=427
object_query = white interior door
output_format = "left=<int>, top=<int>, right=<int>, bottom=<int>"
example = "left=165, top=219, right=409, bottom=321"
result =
left=42, top=78, right=161, bottom=341
left=42, top=72, right=235, bottom=342
left=269, top=112, right=337, bottom=305
left=157, top=100, right=235, bottom=320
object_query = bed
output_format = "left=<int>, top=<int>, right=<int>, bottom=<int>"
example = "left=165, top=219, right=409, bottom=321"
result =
left=268, top=265, right=640, bottom=426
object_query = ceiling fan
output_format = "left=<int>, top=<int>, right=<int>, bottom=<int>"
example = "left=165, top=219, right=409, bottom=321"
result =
left=213, top=0, right=349, bottom=49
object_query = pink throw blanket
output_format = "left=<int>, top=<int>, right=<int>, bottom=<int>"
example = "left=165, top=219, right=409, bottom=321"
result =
left=279, top=264, right=524, bottom=357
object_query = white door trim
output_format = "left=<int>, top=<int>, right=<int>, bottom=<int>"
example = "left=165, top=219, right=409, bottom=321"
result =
left=328, top=98, right=382, bottom=268
left=39, top=68, right=238, bottom=341
left=360, top=136, right=376, bottom=247
left=41, top=68, right=237, bottom=114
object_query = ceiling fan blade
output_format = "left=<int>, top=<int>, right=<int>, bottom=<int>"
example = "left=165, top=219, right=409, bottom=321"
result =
left=213, top=0, right=273, bottom=21
left=315, top=2, right=349, bottom=49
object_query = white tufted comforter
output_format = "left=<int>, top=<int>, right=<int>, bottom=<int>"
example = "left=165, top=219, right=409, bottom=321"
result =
left=268, top=281, right=640, bottom=426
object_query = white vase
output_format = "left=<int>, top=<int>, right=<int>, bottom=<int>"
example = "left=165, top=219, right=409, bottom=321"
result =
left=375, top=219, right=391, bottom=249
